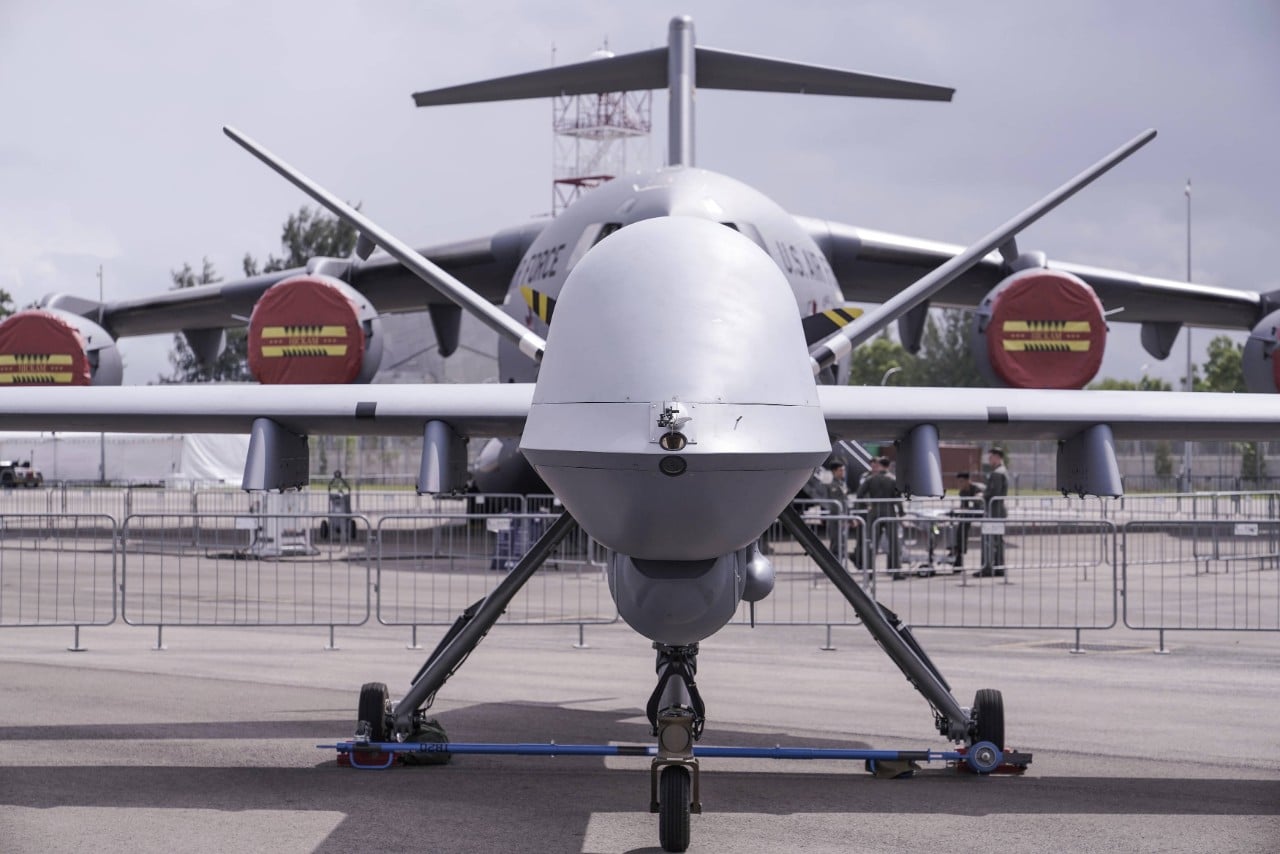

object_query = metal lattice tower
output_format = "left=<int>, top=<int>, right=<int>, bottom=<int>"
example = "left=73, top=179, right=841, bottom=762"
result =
left=552, top=48, right=652, bottom=215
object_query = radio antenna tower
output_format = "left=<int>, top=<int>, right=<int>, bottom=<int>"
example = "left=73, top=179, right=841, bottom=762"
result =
left=551, top=45, right=652, bottom=215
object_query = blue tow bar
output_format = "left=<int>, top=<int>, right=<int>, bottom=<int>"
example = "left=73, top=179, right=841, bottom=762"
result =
left=319, top=740, right=1027, bottom=774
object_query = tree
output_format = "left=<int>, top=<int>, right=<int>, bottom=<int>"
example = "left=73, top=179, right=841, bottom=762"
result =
left=913, top=309, right=984, bottom=387
left=161, top=206, right=358, bottom=383
left=1088, top=375, right=1172, bottom=391
left=1153, top=440, right=1174, bottom=480
left=159, top=259, right=253, bottom=383
left=243, top=206, right=358, bottom=275
left=0, top=287, right=13, bottom=319
left=1195, top=335, right=1266, bottom=483
left=1198, top=335, right=1244, bottom=393
left=847, top=331, right=914, bottom=385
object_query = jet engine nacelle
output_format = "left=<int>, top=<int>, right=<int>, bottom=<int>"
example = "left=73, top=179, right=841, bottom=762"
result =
left=247, top=274, right=384, bottom=384
left=971, top=268, right=1106, bottom=389
left=0, top=308, right=122, bottom=386
left=1243, top=309, right=1280, bottom=394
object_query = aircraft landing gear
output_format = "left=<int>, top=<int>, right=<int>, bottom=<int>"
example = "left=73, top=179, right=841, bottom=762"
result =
left=778, top=505, right=1003, bottom=751
left=357, top=511, right=576, bottom=742
left=648, top=643, right=704, bottom=853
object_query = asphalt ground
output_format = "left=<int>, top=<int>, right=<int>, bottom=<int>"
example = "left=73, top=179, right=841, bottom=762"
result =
left=0, top=615, right=1277, bottom=853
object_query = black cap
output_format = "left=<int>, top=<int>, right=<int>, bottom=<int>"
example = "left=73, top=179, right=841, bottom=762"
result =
left=957, top=471, right=970, bottom=479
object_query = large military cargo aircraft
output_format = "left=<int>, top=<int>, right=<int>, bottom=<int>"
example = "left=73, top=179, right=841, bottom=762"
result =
left=4, top=16, right=1280, bottom=852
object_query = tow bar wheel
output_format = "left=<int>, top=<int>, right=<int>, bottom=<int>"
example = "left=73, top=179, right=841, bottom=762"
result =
left=358, top=682, right=389, bottom=742
left=658, top=764, right=691, bottom=852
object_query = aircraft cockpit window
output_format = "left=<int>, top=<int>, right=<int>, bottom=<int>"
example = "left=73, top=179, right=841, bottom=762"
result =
left=594, top=222, right=623, bottom=245
left=721, top=222, right=766, bottom=250
left=567, top=222, right=626, bottom=271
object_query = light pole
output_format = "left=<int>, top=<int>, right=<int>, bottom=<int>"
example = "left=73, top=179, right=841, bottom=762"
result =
left=1182, top=180, right=1193, bottom=492
left=97, top=265, right=106, bottom=485
left=880, top=365, right=902, bottom=386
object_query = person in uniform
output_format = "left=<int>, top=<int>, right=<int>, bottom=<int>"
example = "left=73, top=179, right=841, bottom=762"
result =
left=976, top=449, right=1009, bottom=577
left=824, top=460, right=850, bottom=559
left=951, top=471, right=984, bottom=568
left=855, top=456, right=903, bottom=570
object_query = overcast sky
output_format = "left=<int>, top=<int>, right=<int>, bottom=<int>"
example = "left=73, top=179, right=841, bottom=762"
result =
left=1, top=0, right=1276, bottom=385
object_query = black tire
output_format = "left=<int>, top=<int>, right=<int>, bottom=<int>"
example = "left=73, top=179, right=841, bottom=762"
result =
left=1, top=472, right=13, bottom=489
left=349, top=519, right=359, bottom=540
left=971, top=688, right=1005, bottom=750
left=319, top=520, right=330, bottom=541
left=658, top=765, right=691, bottom=853
left=357, top=682, right=389, bottom=743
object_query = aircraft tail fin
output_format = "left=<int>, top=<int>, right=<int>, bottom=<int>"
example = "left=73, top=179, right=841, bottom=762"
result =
left=413, top=17, right=951, bottom=167
left=412, top=46, right=951, bottom=107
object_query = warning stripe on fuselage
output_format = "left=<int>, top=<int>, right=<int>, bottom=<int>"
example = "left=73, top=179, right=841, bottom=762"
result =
left=1001, top=320, right=1093, bottom=351
left=520, top=286, right=556, bottom=325
left=801, top=306, right=864, bottom=346
left=258, top=325, right=349, bottom=358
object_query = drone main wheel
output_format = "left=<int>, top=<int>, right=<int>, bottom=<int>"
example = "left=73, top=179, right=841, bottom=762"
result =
left=658, top=765, right=691, bottom=853
left=971, top=688, right=1005, bottom=749
left=357, top=681, right=389, bottom=742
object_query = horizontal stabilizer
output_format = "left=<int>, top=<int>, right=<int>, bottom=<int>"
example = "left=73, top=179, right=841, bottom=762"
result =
left=697, top=47, right=952, bottom=101
left=414, top=49, right=666, bottom=106
left=413, top=46, right=951, bottom=107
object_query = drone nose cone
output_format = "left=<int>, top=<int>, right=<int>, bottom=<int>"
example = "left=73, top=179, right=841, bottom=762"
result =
left=521, top=217, right=830, bottom=560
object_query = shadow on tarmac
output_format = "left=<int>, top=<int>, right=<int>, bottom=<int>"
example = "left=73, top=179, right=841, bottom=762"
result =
left=2, top=701, right=1276, bottom=853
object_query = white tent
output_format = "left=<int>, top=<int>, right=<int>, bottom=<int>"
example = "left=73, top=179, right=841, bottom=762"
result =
left=0, top=432, right=249, bottom=484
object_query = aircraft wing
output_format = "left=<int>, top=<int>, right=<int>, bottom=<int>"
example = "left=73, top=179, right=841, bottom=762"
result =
left=0, top=383, right=533, bottom=438
left=797, top=217, right=1271, bottom=330
left=819, top=385, right=1280, bottom=442
left=42, top=223, right=546, bottom=338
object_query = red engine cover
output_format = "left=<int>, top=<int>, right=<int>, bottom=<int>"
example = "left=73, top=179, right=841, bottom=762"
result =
left=981, top=269, right=1106, bottom=389
left=0, top=310, right=92, bottom=385
left=248, top=276, right=366, bottom=384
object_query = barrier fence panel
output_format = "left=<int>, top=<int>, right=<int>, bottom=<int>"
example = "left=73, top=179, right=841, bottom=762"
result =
left=1122, top=519, right=1280, bottom=631
left=731, top=513, right=866, bottom=626
left=0, top=513, right=117, bottom=627
left=376, top=513, right=615, bottom=627
left=121, top=513, right=371, bottom=629
left=863, top=517, right=1117, bottom=630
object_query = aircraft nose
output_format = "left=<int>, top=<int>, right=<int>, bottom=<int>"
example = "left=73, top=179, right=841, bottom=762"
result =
left=520, top=217, right=830, bottom=560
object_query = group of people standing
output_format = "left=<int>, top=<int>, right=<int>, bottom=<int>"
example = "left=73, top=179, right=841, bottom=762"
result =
left=817, top=448, right=1009, bottom=577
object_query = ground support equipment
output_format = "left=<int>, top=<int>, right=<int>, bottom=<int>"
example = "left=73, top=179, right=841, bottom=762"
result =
left=319, top=739, right=1032, bottom=774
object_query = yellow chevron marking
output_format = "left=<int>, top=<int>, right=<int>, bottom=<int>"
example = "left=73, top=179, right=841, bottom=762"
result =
left=260, top=325, right=348, bottom=339
left=1003, top=321, right=1092, bottom=333
left=520, top=286, right=554, bottom=324
left=0, top=354, right=75, bottom=366
left=260, top=346, right=349, bottom=358
left=821, top=307, right=863, bottom=327
left=1003, top=341, right=1092, bottom=352
left=0, top=374, right=74, bottom=384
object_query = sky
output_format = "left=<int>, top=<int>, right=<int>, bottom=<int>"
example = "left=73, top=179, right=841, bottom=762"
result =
left=1, top=0, right=1277, bottom=385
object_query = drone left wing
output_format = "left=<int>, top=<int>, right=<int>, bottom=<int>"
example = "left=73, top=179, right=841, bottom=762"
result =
left=0, top=383, right=533, bottom=438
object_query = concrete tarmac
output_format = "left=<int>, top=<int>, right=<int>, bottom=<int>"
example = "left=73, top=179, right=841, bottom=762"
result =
left=1, top=619, right=1277, bottom=853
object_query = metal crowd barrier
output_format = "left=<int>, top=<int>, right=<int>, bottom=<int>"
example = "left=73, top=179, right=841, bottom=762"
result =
left=1122, top=519, right=1280, bottom=638
left=1, top=492, right=1277, bottom=650
left=375, top=513, right=615, bottom=632
left=119, top=512, right=373, bottom=648
left=0, top=513, right=117, bottom=646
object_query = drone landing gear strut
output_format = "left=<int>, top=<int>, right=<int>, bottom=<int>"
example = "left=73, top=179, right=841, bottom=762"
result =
left=778, top=505, right=1001, bottom=747
left=647, top=643, right=704, bottom=853
left=356, top=511, right=577, bottom=742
